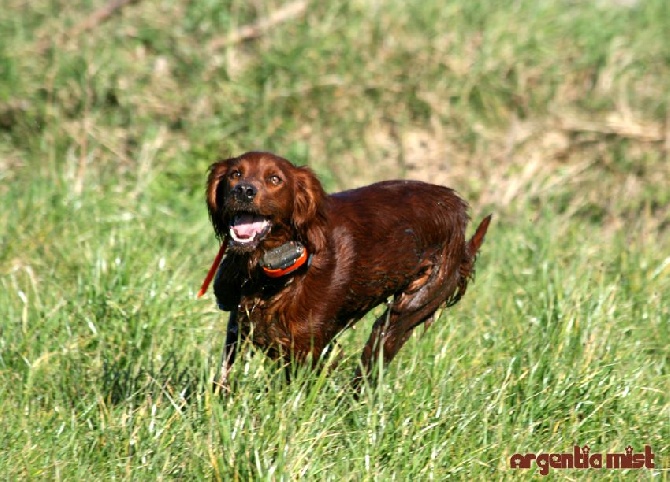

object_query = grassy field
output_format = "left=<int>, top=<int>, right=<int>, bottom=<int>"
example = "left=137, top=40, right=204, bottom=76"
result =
left=1, top=0, right=669, bottom=479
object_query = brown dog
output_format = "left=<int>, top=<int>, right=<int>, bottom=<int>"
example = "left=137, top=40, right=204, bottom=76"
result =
left=203, top=151, right=491, bottom=391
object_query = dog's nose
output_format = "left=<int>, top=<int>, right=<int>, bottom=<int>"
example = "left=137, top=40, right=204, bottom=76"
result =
left=233, top=183, right=257, bottom=201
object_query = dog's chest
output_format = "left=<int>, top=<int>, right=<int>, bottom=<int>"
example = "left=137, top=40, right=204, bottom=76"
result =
left=237, top=290, right=295, bottom=355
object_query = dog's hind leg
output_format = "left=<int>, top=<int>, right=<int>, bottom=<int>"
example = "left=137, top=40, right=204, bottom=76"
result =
left=352, top=250, right=464, bottom=391
left=353, top=298, right=442, bottom=391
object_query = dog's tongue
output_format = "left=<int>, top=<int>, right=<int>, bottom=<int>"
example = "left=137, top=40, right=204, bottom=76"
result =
left=231, top=213, right=267, bottom=239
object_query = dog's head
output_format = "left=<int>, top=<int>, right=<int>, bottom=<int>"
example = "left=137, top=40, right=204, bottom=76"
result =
left=206, top=152, right=328, bottom=255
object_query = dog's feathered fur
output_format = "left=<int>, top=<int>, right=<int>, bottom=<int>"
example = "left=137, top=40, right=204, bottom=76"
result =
left=205, top=151, right=491, bottom=390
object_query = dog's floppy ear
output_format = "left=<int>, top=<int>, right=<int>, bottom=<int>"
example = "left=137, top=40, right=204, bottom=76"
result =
left=292, top=166, right=328, bottom=253
left=206, top=158, right=235, bottom=239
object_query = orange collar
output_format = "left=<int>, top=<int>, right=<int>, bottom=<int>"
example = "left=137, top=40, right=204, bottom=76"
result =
left=197, top=240, right=310, bottom=297
left=262, top=247, right=309, bottom=278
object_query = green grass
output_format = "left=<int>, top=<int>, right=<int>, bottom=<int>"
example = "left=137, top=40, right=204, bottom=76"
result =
left=1, top=0, right=669, bottom=479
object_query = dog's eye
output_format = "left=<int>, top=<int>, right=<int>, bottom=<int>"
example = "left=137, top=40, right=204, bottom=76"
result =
left=229, top=170, right=241, bottom=180
left=268, top=175, right=282, bottom=186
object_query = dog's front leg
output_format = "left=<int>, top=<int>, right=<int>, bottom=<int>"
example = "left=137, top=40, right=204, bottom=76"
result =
left=213, top=310, right=240, bottom=395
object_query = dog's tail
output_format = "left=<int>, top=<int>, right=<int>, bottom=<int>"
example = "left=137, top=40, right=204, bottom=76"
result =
left=447, top=214, right=492, bottom=307
left=468, top=214, right=492, bottom=258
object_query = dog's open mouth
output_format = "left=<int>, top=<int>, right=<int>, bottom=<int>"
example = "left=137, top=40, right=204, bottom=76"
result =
left=229, top=213, right=271, bottom=246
